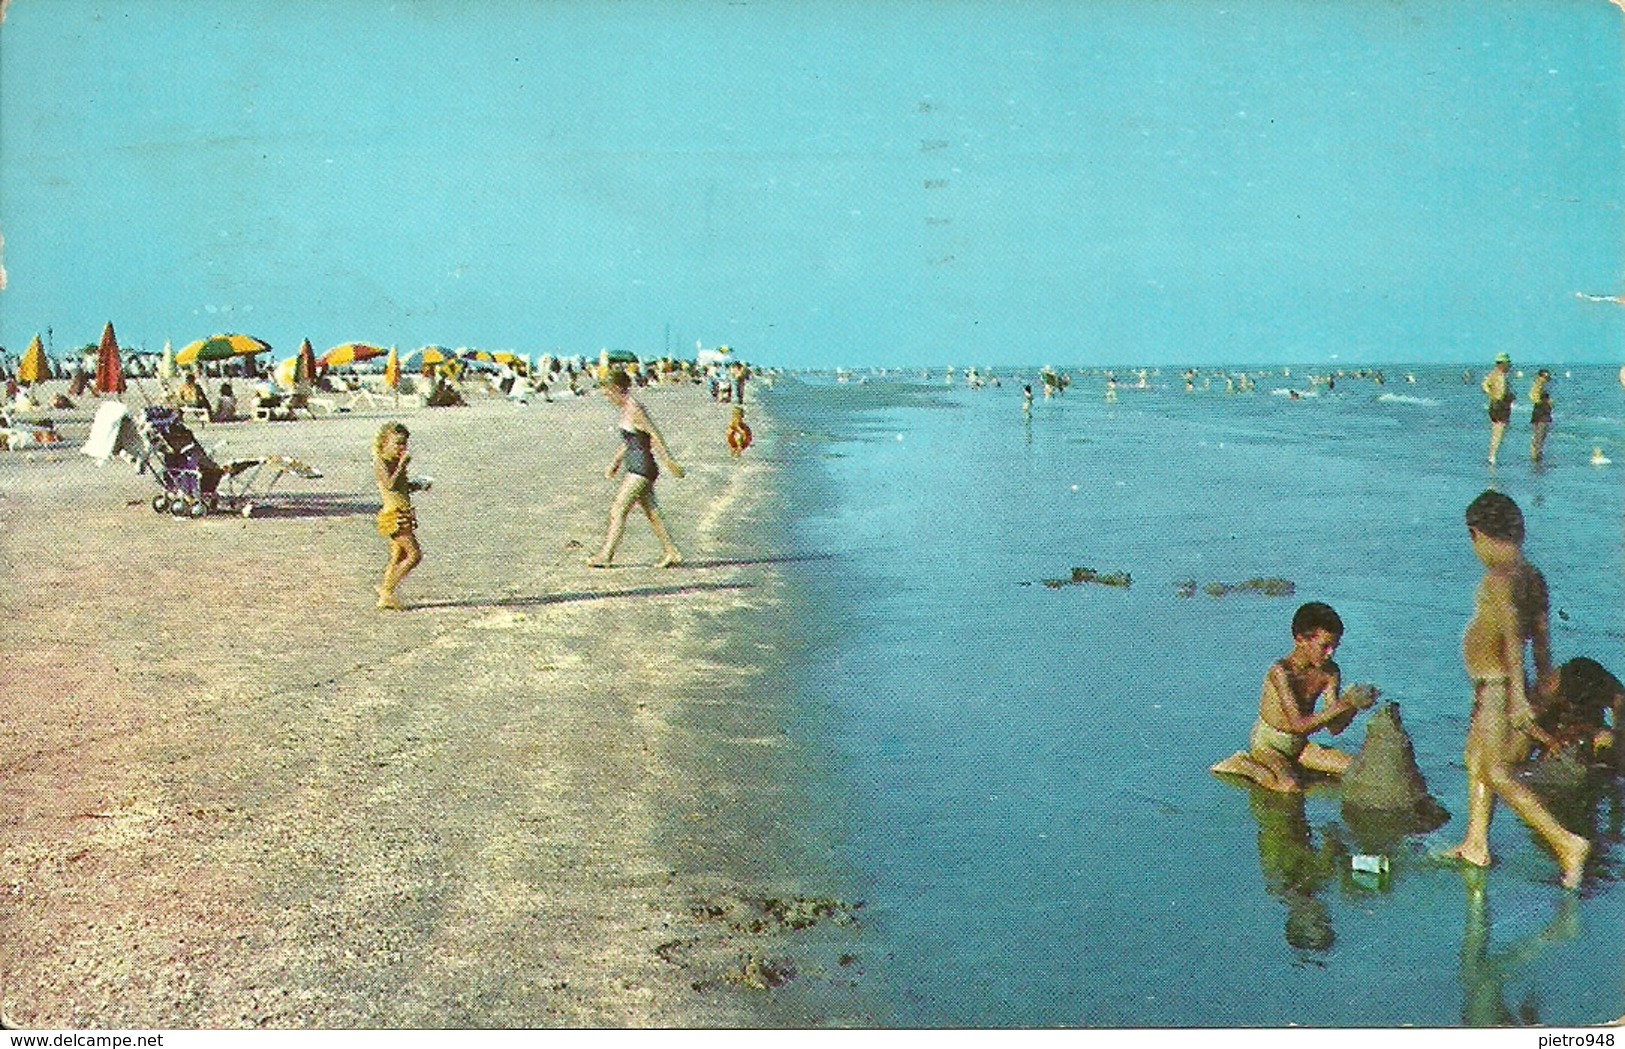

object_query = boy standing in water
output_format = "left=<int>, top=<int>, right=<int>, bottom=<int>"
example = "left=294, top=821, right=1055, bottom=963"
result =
left=1441, top=490, right=1589, bottom=888
left=1212, top=602, right=1378, bottom=793
left=1481, top=352, right=1515, bottom=465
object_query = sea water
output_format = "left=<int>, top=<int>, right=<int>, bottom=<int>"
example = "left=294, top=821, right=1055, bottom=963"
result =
left=768, top=365, right=1624, bottom=1027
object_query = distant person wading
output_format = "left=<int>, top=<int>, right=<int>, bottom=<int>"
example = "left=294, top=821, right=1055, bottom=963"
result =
left=1481, top=353, right=1515, bottom=466
left=1528, top=369, right=1553, bottom=463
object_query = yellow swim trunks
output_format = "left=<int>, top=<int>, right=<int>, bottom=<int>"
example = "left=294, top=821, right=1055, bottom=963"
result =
left=377, top=494, right=416, bottom=538
left=1250, top=718, right=1308, bottom=760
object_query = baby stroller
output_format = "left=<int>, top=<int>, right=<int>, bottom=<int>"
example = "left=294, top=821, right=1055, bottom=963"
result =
left=83, top=402, right=323, bottom=518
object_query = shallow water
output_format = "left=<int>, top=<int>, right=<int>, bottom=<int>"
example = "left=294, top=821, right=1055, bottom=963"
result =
left=769, top=365, right=1624, bottom=1027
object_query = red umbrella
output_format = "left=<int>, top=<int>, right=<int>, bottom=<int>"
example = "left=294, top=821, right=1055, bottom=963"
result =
left=94, top=321, right=126, bottom=395
left=294, top=338, right=319, bottom=387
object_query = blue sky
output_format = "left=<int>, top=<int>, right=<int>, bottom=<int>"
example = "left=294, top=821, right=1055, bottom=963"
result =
left=2, top=0, right=1622, bottom=368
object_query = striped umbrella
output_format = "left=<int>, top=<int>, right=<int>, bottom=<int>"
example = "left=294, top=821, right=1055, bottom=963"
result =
left=175, top=333, right=272, bottom=367
left=321, top=342, right=387, bottom=368
left=401, top=345, right=453, bottom=370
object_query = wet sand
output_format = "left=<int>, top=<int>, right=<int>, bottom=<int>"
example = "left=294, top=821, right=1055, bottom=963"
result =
left=0, top=383, right=866, bottom=1028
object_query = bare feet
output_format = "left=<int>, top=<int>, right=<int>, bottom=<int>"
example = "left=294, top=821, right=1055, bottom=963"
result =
left=1558, top=834, right=1590, bottom=891
left=656, top=552, right=683, bottom=568
left=376, top=591, right=404, bottom=611
left=1436, top=843, right=1492, bottom=869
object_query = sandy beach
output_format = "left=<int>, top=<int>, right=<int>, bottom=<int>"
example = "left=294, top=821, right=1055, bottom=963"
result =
left=0, top=383, right=867, bottom=1028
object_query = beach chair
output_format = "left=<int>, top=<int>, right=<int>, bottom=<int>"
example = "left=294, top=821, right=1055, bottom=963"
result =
left=341, top=386, right=386, bottom=411
left=86, top=403, right=324, bottom=518
left=1, top=411, right=64, bottom=451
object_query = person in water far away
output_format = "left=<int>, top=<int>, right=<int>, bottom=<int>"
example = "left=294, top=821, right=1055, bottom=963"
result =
left=1481, top=352, right=1515, bottom=466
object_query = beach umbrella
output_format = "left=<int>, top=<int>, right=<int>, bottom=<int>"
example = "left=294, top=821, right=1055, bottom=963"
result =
left=94, top=322, right=125, bottom=395
left=604, top=348, right=639, bottom=365
left=175, top=333, right=272, bottom=367
left=383, top=345, right=401, bottom=390
left=321, top=342, right=386, bottom=368
left=17, top=334, right=47, bottom=386
left=274, top=355, right=299, bottom=389
left=294, top=338, right=319, bottom=387
left=159, top=340, right=175, bottom=380
left=401, top=345, right=453, bottom=370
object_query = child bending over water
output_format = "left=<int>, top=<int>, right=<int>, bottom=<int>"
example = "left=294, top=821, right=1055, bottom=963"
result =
left=1212, top=602, right=1378, bottom=793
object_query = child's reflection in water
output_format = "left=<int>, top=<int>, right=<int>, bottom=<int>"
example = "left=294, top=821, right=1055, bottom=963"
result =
left=1459, top=866, right=1578, bottom=1027
left=1247, top=788, right=1343, bottom=954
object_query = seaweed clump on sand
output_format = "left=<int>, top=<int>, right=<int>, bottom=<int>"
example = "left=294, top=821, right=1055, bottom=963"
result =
left=661, top=893, right=864, bottom=993
left=724, top=954, right=797, bottom=991
left=1176, top=577, right=1296, bottom=599
left=1041, top=566, right=1132, bottom=590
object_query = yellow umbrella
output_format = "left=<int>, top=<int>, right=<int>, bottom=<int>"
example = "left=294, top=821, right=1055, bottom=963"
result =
left=273, top=355, right=299, bottom=389
left=17, top=334, right=47, bottom=385
left=175, top=333, right=272, bottom=367
left=383, top=345, right=401, bottom=390
left=321, top=342, right=387, bottom=368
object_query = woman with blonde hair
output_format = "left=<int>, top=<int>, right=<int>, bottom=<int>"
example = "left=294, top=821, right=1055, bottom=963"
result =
left=373, top=421, right=425, bottom=609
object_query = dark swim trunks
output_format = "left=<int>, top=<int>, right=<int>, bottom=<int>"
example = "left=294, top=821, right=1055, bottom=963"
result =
left=1488, top=397, right=1513, bottom=424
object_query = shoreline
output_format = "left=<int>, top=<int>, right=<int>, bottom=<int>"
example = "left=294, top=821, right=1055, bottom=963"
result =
left=0, top=384, right=865, bottom=1027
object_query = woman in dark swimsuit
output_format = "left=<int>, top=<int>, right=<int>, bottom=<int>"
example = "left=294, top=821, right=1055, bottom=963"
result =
left=590, top=369, right=686, bottom=568
left=1528, top=369, right=1553, bottom=463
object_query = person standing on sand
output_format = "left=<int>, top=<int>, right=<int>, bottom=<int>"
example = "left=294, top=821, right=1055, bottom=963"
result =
left=1440, top=490, right=1589, bottom=889
left=589, top=370, right=685, bottom=568
left=1481, top=353, right=1515, bottom=465
left=1528, top=369, right=1553, bottom=463
left=373, top=421, right=425, bottom=610
left=725, top=406, right=752, bottom=458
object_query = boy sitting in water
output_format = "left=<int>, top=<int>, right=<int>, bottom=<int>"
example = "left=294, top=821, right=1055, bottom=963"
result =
left=1212, top=602, right=1379, bottom=793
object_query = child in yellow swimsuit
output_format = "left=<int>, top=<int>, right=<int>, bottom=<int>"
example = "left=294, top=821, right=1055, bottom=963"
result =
left=373, top=421, right=424, bottom=610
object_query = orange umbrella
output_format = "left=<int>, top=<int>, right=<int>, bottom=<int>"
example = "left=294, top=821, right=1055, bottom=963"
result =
left=94, top=322, right=126, bottom=395
left=383, top=345, right=401, bottom=390
left=17, top=334, right=47, bottom=386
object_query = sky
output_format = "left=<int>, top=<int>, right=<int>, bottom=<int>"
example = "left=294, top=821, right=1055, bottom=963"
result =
left=1, top=0, right=1623, bottom=369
